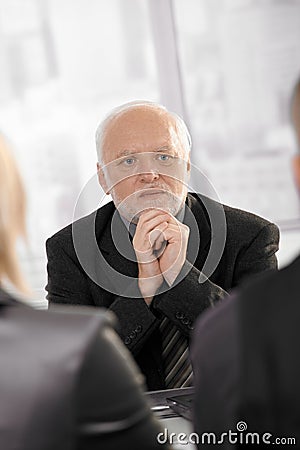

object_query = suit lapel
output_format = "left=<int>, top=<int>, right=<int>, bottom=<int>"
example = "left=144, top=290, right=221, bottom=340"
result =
left=185, top=193, right=211, bottom=272
left=97, top=210, right=138, bottom=278
left=93, top=208, right=138, bottom=302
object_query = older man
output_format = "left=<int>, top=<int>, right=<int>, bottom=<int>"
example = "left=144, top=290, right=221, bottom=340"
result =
left=46, top=101, right=279, bottom=390
left=191, top=80, right=300, bottom=446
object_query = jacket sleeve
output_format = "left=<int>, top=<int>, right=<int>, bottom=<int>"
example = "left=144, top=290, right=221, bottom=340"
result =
left=76, top=322, right=171, bottom=450
left=232, top=222, right=279, bottom=285
left=46, top=236, right=158, bottom=354
left=152, top=261, right=228, bottom=337
left=108, top=294, right=158, bottom=355
left=152, top=222, right=279, bottom=337
left=46, top=236, right=94, bottom=306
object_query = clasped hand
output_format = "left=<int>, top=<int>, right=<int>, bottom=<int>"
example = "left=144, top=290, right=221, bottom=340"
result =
left=132, top=209, right=189, bottom=305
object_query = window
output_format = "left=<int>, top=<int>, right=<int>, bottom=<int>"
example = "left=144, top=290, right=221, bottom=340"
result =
left=173, top=0, right=300, bottom=224
left=0, top=0, right=158, bottom=304
left=173, top=0, right=300, bottom=266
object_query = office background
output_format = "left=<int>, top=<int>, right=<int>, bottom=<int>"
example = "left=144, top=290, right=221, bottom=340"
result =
left=0, top=0, right=299, bottom=307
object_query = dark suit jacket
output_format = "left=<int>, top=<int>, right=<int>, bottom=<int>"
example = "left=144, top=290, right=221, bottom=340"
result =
left=0, top=289, right=169, bottom=450
left=191, top=255, right=300, bottom=448
left=46, top=193, right=279, bottom=390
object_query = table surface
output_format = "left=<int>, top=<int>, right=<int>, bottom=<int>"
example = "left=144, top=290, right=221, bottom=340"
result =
left=145, top=387, right=197, bottom=449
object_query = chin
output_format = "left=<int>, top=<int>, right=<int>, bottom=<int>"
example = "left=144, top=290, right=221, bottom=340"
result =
left=116, top=197, right=184, bottom=223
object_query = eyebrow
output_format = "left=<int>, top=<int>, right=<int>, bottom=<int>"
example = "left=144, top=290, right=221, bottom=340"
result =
left=115, top=150, right=136, bottom=159
left=155, top=146, right=174, bottom=153
left=115, top=146, right=174, bottom=159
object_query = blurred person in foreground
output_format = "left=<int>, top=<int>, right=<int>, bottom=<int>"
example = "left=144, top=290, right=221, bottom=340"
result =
left=46, top=101, right=279, bottom=391
left=0, top=134, right=170, bottom=450
left=191, top=80, right=300, bottom=448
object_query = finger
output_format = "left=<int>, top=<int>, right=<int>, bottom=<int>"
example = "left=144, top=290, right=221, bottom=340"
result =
left=136, top=214, right=171, bottom=235
left=153, top=234, right=167, bottom=258
left=138, top=208, right=174, bottom=225
left=153, top=233, right=166, bottom=252
left=153, top=234, right=165, bottom=251
left=159, top=223, right=187, bottom=244
left=143, top=211, right=179, bottom=226
left=149, top=223, right=168, bottom=248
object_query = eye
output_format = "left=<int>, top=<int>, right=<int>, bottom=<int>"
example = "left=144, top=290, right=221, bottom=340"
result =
left=124, top=158, right=135, bottom=165
left=118, top=157, right=137, bottom=167
left=156, top=154, right=174, bottom=165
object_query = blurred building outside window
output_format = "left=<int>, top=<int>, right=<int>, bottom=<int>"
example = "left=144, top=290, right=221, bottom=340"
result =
left=173, top=0, right=300, bottom=267
left=0, top=0, right=158, bottom=305
left=0, top=0, right=299, bottom=306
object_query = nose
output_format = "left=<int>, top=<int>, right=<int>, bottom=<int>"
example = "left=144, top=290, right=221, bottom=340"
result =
left=139, top=170, right=159, bottom=183
left=137, top=156, right=159, bottom=182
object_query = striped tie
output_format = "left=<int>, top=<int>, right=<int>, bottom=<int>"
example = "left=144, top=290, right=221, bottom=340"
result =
left=160, top=316, right=193, bottom=389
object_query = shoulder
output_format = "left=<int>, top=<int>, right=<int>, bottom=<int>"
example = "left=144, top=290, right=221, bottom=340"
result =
left=188, top=193, right=279, bottom=243
left=0, top=288, right=19, bottom=306
left=189, top=192, right=275, bottom=227
left=223, top=204, right=279, bottom=253
left=192, top=294, right=238, bottom=352
left=8, top=302, right=116, bottom=345
left=239, top=254, right=300, bottom=311
left=223, top=203, right=277, bottom=234
left=46, top=201, right=115, bottom=250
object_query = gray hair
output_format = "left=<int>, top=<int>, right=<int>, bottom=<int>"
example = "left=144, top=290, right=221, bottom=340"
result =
left=95, top=100, right=192, bottom=163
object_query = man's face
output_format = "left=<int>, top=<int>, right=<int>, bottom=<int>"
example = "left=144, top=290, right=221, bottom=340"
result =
left=98, top=107, right=190, bottom=222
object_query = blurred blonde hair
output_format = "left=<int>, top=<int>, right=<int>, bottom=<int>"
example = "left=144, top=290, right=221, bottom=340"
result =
left=0, top=134, right=28, bottom=294
left=291, top=78, right=300, bottom=145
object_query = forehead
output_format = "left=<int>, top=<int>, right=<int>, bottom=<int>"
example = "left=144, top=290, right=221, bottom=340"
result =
left=102, top=107, right=187, bottom=162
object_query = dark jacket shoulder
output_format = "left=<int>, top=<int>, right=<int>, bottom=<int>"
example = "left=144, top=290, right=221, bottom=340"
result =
left=46, top=201, right=116, bottom=251
left=188, top=192, right=279, bottom=255
left=189, top=192, right=278, bottom=233
left=239, top=253, right=300, bottom=313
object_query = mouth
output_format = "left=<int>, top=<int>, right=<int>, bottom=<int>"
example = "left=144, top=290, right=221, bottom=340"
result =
left=138, top=189, right=167, bottom=198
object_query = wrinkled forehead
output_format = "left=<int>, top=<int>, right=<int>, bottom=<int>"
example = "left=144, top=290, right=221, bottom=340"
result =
left=101, top=106, right=189, bottom=163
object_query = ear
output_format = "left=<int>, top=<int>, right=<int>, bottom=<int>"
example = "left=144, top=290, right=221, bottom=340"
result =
left=97, top=162, right=109, bottom=194
left=293, top=155, right=300, bottom=190
left=185, top=155, right=191, bottom=182
left=187, top=156, right=191, bottom=173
